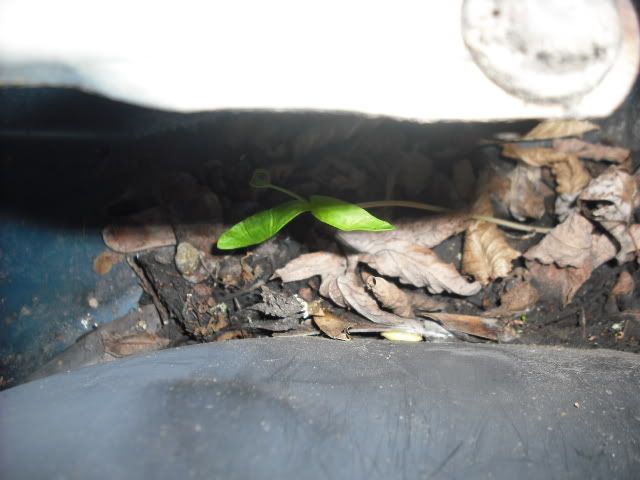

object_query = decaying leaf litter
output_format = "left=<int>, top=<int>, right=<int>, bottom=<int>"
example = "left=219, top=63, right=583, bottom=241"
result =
left=65, top=118, right=640, bottom=366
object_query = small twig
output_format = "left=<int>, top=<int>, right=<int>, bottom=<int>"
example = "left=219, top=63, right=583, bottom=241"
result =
left=126, top=256, right=170, bottom=326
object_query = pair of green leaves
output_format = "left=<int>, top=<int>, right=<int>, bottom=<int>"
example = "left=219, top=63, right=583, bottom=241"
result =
left=217, top=195, right=394, bottom=250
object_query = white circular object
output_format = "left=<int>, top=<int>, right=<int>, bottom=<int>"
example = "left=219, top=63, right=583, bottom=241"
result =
left=462, top=0, right=623, bottom=102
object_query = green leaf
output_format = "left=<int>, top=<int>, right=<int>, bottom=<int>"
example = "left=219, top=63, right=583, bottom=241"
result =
left=309, top=195, right=394, bottom=232
left=217, top=200, right=309, bottom=250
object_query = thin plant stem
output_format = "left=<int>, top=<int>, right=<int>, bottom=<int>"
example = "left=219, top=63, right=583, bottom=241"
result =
left=359, top=200, right=450, bottom=213
left=358, top=200, right=552, bottom=234
left=260, top=184, right=307, bottom=203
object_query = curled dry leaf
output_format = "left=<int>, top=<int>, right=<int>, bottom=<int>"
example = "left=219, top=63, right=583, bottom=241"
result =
left=424, top=312, right=509, bottom=342
left=579, top=167, right=640, bottom=223
left=274, top=252, right=349, bottom=307
left=502, top=145, right=591, bottom=195
left=555, top=193, right=580, bottom=222
left=579, top=167, right=640, bottom=262
left=310, top=309, right=392, bottom=341
left=521, top=119, right=599, bottom=140
left=524, top=213, right=594, bottom=268
left=525, top=213, right=619, bottom=305
left=501, top=165, right=552, bottom=221
left=336, top=273, right=453, bottom=339
left=463, top=222, right=520, bottom=285
left=313, top=311, right=352, bottom=341
left=103, top=207, right=177, bottom=253
left=526, top=262, right=593, bottom=307
left=104, top=332, right=171, bottom=358
left=337, top=272, right=408, bottom=325
left=274, top=251, right=347, bottom=282
left=360, top=240, right=481, bottom=296
left=600, top=223, right=640, bottom=263
left=499, top=278, right=540, bottom=313
left=462, top=191, right=520, bottom=285
left=365, top=276, right=445, bottom=317
left=552, top=138, right=630, bottom=164
left=336, top=214, right=470, bottom=252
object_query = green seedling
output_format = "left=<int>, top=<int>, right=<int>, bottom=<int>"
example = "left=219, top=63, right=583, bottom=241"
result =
left=217, top=170, right=394, bottom=249
left=217, top=169, right=553, bottom=250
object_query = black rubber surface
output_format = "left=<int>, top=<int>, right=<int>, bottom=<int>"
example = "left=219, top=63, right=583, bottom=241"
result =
left=1, top=337, right=639, bottom=479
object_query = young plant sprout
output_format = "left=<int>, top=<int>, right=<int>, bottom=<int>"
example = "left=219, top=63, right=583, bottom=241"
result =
left=216, top=169, right=552, bottom=250
left=216, top=170, right=394, bottom=249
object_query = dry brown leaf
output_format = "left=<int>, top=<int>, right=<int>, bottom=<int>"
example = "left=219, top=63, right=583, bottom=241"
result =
left=336, top=213, right=471, bottom=252
left=502, top=145, right=591, bottom=195
left=521, top=120, right=599, bottom=140
left=578, top=168, right=640, bottom=262
left=591, top=231, right=619, bottom=267
left=215, top=330, right=249, bottom=342
left=274, top=252, right=349, bottom=307
left=335, top=273, right=453, bottom=339
left=360, top=240, right=481, bottom=296
left=318, top=274, right=349, bottom=308
left=525, top=227, right=618, bottom=306
left=336, top=272, right=407, bottom=325
left=503, top=144, right=559, bottom=166
left=424, top=312, right=511, bottom=342
left=103, top=208, right=177, bottom=253
left=600, top=222, right=640, bottom=263
left=550, top=155, right=592, bottom=195
left=499, top=279, right=540, bottom=313
left=365, top=276, right=445, bottom=318
left=313, top=311, right=352, bottom=341
left=462, top=190, right=520, bottom=285
left=610, top=271, right=635, bottom=302
left=526, top=262, right=593, bottom=306
left=524, top=211, right=621, bottom=305
left=555, top=192, right=580, bottom=222
left=553, top=138, right=630, bottom=164
left=524, top=213, right=594, bottom=268
left=501, top=165, right=552, bottom=221
left=463, top=222, right=520, bottom=285
left=103, top=332, right=171, bottom=357
left=274, top=252, right=347, bottom=282
left=311, top=309, right=392, bottom=341
left=579, top=167, right=640, bottom=223
left=93, top=250, right=124, bottom=275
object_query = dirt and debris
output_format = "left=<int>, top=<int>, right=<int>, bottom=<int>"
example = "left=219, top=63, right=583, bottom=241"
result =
left=104, top=121, right=640, bottom=351
left=30, top=117, right=640, bottom=375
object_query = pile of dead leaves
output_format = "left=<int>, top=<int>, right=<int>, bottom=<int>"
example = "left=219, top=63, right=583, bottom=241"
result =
left=96, top=119, right=640, bottom=351
left=273, top=120, right=639, bottom=343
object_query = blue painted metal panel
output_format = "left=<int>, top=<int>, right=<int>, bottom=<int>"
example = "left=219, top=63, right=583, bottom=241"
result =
left=0, top=217, right=141, bottom=384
